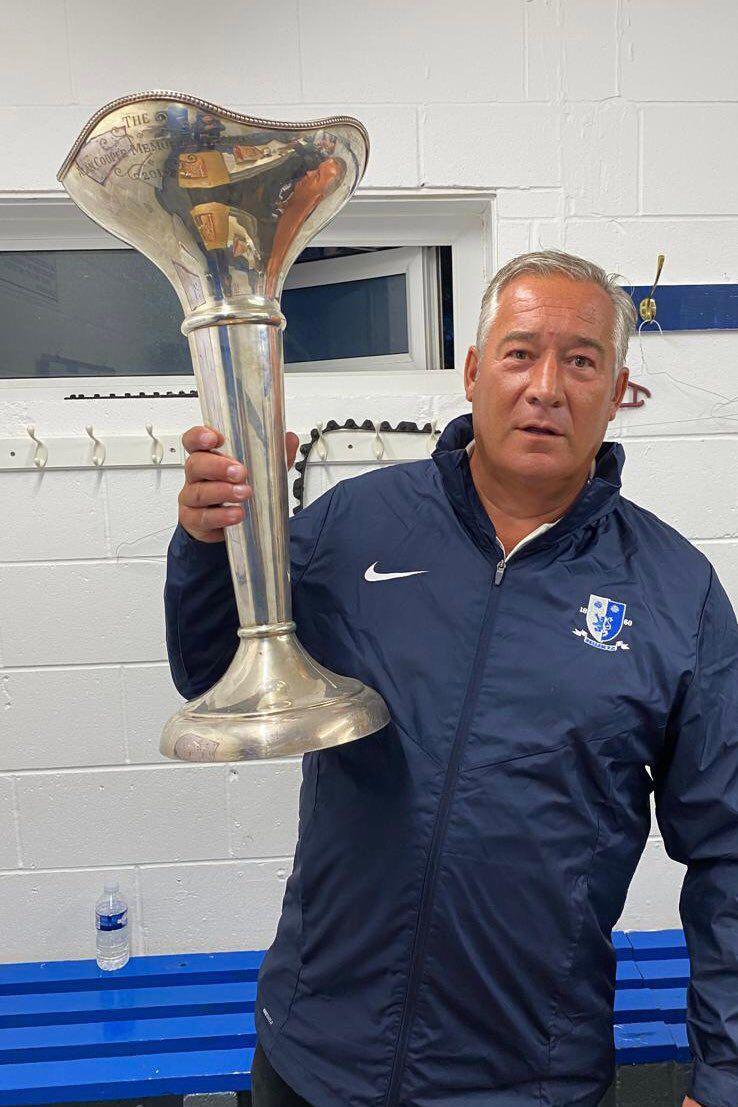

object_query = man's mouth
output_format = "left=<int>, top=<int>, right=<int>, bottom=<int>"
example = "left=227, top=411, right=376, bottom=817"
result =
left=518, top=426, right=562, bottom=437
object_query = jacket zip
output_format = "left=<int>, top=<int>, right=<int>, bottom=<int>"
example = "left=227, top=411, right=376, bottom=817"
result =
left=494, top=533, right=545, bottom=585
left=383, top=570, right=504, bottom=1107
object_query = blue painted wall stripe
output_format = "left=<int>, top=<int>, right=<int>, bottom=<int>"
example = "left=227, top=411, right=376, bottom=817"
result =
left=625, top=284, right=738, bottom=330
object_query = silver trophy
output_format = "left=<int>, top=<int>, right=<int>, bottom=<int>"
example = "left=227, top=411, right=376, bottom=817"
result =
left=57, top=92, right=390, bottom=761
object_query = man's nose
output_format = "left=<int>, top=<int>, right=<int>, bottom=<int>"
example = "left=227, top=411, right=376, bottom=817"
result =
left=525, top=350, right=564, bottom=406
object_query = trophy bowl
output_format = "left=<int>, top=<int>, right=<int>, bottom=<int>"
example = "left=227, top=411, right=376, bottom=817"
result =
left=57, top=92, right=390, bottom=761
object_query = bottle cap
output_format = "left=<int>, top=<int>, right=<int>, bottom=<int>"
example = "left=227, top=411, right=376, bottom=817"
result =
left=104, top=881, right=119, bottom=894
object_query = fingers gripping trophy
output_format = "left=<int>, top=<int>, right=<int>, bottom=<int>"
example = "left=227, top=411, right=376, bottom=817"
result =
left=58, top=93, right=390, bottom=762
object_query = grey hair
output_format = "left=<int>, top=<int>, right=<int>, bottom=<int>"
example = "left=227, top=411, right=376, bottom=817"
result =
left=475, top=250, right=637, bottom=379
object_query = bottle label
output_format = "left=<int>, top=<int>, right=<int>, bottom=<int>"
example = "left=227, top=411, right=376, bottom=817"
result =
left=97, top=908, right=128, bottom=932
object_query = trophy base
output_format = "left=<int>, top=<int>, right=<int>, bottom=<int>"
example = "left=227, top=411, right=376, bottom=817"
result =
left=160, top=622, right=390, bottom=761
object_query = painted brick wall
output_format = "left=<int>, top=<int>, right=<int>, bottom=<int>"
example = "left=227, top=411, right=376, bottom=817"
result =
left=0, top=0, right=736, bottom=961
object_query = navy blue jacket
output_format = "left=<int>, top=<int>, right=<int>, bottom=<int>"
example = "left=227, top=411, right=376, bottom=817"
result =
left=164, top=412, right=738, bottom=1107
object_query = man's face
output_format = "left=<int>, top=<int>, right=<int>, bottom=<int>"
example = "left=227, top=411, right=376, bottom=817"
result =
left=464, top=273, right=629, bottom=484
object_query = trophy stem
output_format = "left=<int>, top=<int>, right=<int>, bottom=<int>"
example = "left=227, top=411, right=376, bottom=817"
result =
left=186, top=312, right=292, bottom=630
left=158, top=305, right=392, bottom=761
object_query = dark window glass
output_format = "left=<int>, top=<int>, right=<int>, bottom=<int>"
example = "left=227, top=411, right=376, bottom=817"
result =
left=283, top=273, right=408, bottom=363
left=439, top=245, right=455, bottom=370
left=0, top=250, right=189, bottom=378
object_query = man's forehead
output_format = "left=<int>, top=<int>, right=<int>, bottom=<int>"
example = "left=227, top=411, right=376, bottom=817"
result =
left=495, top=275, right=613, bottom=328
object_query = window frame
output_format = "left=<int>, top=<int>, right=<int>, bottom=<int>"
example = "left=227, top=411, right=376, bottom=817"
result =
left=283, top=245, right=436, bottom=373
left=0, top=188, right=495, bottom=403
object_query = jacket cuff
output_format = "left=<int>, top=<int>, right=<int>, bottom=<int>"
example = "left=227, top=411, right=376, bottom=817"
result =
left=690, top=1059, right=738, bottom=1107
left=169, top=521, right=230, bottom=564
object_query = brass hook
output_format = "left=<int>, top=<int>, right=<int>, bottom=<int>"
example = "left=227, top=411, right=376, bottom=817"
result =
left=639, top=253, right=665, bottom=323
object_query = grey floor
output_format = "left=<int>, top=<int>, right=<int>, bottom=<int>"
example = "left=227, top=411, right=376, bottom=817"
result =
left=598, top=1062, right=693, bottom=1106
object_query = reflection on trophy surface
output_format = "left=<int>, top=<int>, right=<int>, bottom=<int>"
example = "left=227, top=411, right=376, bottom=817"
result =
left=57, top=92, right=390, bottom=762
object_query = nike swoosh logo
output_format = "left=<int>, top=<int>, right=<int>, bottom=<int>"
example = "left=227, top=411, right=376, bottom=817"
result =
left=364, top=562, right=429, bottom=582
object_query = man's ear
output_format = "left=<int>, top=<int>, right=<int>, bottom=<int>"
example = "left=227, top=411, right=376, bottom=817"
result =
left=609, top=365, right=629, bottom=417
left=464, top=345, right=479, bottom=401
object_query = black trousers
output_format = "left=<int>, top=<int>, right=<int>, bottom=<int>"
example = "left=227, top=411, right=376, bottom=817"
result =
left=251, top=1039, right=314, bottom=1107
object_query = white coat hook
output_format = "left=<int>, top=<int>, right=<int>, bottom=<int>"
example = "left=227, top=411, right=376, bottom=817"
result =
left=426, top=418, right=440, bottom=455
left=26, top=424, right=48, bottom=469
left=315, top=422, right=328, bottom=461
left=372, top=421, right=385, bottom=461
left=145, top=423, right=164, bottom=465
left=85, top=425, right=106, bottom=467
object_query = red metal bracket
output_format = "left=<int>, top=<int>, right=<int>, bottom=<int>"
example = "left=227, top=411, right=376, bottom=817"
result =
left=619, top=380, right=652, bottom=408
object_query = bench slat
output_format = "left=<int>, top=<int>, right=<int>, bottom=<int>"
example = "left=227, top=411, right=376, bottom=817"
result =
left=653, top=986, right=688, bottom=1020
left=635, top=958, right=689, bottom=988
left=0, top=1012, right=256, bottom=1065
left=0, top=982, right=257, bottom=1028
left=625, top=930, right=687, bottom=960
left=0, top=1046, right=254, bottom=1106
left=615, top=987, right=661, bottom=1022
left=614, top=1021, right=681, bottom=1064
left=0, top=953, right=264, bottom=996
left=615, top=986, right=687, bottom=1023
left=612, top=932, right=632, bottom=961
left=615, top=961, right=643, bottom=987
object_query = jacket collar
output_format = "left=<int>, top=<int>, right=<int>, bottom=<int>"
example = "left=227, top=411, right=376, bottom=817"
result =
left=431, top=412, right=625, bottom=566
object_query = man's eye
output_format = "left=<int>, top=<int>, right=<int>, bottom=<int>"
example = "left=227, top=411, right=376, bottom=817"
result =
left=508, top=349, right=530, bottom=360
left=571, top=355, right=594, bottom=368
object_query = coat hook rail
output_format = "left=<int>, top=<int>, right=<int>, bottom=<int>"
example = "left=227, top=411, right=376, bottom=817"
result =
left=1, top=428, right=185, bottom=471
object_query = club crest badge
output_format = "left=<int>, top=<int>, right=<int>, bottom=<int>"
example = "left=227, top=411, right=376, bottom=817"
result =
left=573, top=594, right=632, bottom=651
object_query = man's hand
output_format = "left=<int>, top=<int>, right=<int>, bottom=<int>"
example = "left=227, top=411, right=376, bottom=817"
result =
left=683, top=1097, right=703, bottom=1106
left=178, top=424, right=299, bottom=543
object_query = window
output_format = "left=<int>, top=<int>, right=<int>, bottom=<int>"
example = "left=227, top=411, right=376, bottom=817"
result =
left=0, top=244, right=452, bottom=381
left=0, top=189, right=494, bottom=400
left=283, top=246, right=451, bottom=372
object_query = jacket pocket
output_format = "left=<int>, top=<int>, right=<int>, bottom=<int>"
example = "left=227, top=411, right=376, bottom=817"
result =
left=546, top=873, right=616, bottom=1084
left=297, top=722, right=433, bottom=998
left=545, top=813, right=603, bottom=1040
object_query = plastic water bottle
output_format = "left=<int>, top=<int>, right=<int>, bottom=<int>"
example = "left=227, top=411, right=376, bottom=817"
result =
left=95, top=881, right=130, bottom=971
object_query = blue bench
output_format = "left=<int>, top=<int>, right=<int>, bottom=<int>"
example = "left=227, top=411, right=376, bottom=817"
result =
left=0, top=930, right=689, bottom=1105
left=613, top=929, right=690, bottom=1067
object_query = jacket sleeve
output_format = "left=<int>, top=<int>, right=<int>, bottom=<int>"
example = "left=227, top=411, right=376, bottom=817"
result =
left=652, top=564, right=738, bottom=1107
left=163, top=485, right=340, bottom=700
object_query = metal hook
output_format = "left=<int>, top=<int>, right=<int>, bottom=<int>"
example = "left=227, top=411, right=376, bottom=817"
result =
left=314, top=422, right=328, bottom=461
left=426, top=418, right=440, bottom=455
left=371, top=421, right=385, bottom=461
left=85, top=425, right=106, bottom=467
left=639, top=253, right=665, bottom=323
left=26, top=424, right=48, bottom=469
left=145, top=423, right=164, bottom=465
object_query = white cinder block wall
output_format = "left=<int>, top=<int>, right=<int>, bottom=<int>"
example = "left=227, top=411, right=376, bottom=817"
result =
left=1, top=0, right=736, bottom=962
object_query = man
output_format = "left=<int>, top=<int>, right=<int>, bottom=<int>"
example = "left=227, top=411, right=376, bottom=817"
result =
left=164, top=251, right=738, bottom=1107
